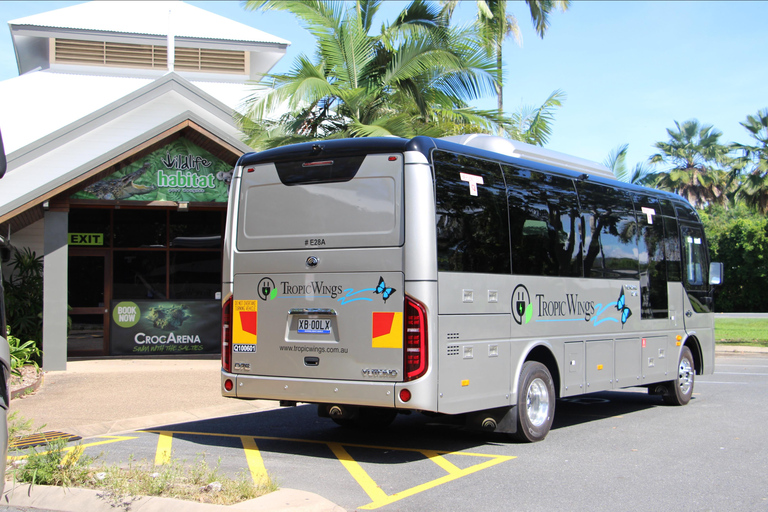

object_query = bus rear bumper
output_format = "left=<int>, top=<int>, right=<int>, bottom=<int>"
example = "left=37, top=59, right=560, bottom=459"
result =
left=223, top=371, right=402, bottom=409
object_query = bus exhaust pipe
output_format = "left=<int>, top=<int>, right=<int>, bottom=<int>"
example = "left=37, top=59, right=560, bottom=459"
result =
left=481, top=418, right=497, bottom=431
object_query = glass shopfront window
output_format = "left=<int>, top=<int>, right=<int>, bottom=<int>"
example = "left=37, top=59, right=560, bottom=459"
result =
left=69, top=207, right=224, bottom=300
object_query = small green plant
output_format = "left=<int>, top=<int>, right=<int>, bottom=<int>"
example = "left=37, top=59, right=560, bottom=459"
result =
left=95, top=455, right=277, bottom=506
left=7, top=326, right=41, bottom=377
left=7, top=411, right=45, bottom=440
left=8, top=445, right=277, bottom=507
left=12, top=439, right=94, bottom=487
left=3, top=248, right=44, bottom=346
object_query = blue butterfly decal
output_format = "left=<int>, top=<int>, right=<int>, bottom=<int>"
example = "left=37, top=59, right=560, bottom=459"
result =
left=374, top=276, right=396, bottom=303
left=616, top=288, right=631, bottom=326
left=621, top=306, right=632, bottom=324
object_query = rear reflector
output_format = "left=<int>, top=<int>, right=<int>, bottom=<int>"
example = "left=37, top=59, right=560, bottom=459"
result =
left=224, top=379, right=234, bottom=392
left=404, top=296, right=427, bottom=381
left=222, top=296, right=233, bottom=373
left=399, top=389, right=411, bottom=402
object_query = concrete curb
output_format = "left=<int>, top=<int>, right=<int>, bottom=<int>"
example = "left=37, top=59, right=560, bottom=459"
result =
left=2, top=483, right=347, bottom=512
left=10, top=370, right=44, bottom=400
left=715, top=345, right=768, bottom=354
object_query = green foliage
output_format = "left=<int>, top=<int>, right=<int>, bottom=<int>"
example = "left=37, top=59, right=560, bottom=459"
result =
left=13, top=439, right=94, bottom=487
left=241, top=0, right=526, bottom=147
left=95, top=456, right=276, bottom=506
left=648, top=119, right=731, bottom=208
left=11, top=447, right=277, bottom=507
left=3, top=248, right=43, bottom=345
left=241, top=1, right=568, bottom=147
left=7, top=326, right=41, bottom=377
left=715, top=318, right=768, bottom=345
left=701, top=204, right=768, bottom=312
left=7, top=411, right=37, bottom=440
left=732, top=109, right=768, bottom=213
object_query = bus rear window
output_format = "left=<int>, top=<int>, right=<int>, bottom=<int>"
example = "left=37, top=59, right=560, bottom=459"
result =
left=236, top=153, right=403, bottom=251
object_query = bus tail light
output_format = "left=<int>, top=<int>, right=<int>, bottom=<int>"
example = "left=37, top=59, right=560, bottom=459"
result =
left=404, top=296, right=428, bottom=381
left=222, top=296, right=233, bottom=373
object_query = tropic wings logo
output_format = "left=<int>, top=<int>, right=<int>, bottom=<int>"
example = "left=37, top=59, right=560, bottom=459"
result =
left=512, top=284, right=532, bottom=325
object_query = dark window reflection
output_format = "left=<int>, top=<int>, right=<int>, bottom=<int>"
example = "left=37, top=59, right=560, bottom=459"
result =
left=113, top=251, right=167, bottom=299
left=169, top=210, right=222, bottom=248
left=170, top=252, right=222, bottom=299
left=435, top=152, right=510, bottom=274
left=114, top=210, right=166, bottom=247
left=68, top=256, right=105, bottom=307
left=504, top=166, right=581, bottom=277
left=69, top=209, right=111, bottom=246
left=578, top=183, right=638, bottom=279
left=664, top=217, right=682, bottom=282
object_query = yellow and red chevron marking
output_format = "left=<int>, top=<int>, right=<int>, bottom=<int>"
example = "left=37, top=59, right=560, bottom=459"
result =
left=371, top=311, right=403, bottom=349
left=234, top=300, right=258, bottom=344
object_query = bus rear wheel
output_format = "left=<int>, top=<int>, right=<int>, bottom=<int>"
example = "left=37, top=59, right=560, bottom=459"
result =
left=512, top=361, right=555, bottom=443
left=663, top=346, right=694, bottom=406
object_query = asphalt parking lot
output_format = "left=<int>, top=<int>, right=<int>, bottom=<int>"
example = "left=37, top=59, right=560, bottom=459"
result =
left=7, top=353, right=768, bottom=511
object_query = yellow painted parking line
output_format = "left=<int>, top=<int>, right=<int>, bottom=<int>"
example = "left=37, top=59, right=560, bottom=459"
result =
left=140, top=429, right=516, bottom=509
left=7, top=435, right=138, bottom=462
left=154, top=431, right=173, bottom=466
left=420, top=450, right=462, bottom=474
left=241, top=436, right=269, bottom=484
left=328, top=442, right=388, bottom=503
left=358, top=453, right=515, bottom=510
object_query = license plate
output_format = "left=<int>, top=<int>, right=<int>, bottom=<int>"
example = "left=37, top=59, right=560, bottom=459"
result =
left=298, top=319, right=332, bottom=334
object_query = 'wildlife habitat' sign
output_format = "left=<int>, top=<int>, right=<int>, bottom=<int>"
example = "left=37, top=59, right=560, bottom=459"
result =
left=71, top=138, right=233, bottom=202
left=110, top=300, right=220, bottom=356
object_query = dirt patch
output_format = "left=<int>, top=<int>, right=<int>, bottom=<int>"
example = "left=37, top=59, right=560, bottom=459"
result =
left=10, top=366, right=43, bottom=399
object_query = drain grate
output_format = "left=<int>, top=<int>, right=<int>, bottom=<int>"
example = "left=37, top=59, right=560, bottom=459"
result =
left=9, top=431, right=82, bottom=451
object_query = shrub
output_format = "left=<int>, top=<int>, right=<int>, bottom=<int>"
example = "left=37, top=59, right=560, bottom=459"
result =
left=7, top=326, right=41, bottom=377
left=3, top=248, right=43, bottom=346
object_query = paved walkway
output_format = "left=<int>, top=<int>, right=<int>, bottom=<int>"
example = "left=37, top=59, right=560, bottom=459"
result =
left=4, top=356, right=345, bottom=512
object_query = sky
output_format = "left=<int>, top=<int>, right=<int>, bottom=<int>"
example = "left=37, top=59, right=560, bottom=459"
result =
left=1, top=1, right=766, bottom=171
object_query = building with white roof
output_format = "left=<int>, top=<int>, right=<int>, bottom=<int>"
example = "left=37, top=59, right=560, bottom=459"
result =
left=0, top=1, right=289, bottom=369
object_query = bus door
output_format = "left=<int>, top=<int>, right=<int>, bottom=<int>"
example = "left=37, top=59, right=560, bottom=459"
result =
left=680, top=223, right=715, bottom=350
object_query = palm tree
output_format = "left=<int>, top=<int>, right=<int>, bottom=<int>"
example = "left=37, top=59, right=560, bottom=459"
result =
left=507, top=89, right=565, bottom=145
left=648, top=119, right=731, bottom=208
left=441, top=0, right=569, bottom=114
left=604, top=143, right=653, bottom=184
left=733, top=108, right=768, bottom=213
left=240, top=0, right=508, bottom=149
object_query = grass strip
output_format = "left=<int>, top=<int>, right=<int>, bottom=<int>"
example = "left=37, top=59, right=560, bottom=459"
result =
left=9, top=439, right=278, bottom=507
left=715, top=317, right=768, bottom=346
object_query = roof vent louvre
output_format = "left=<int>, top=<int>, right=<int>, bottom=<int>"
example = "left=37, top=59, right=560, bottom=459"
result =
left=53, top=38, right=245, bottom=74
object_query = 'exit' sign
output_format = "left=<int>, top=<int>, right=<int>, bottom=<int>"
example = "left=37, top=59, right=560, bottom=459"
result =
left=68, top=233, right=104, bottom=246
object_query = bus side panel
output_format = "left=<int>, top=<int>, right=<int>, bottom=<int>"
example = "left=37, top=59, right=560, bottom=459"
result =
left=436, top=272, right=513, bottom=414
left=437, top=314, right=511, bottom=414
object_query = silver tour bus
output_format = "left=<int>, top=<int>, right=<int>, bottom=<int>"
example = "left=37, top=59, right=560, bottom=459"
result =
left=221, top=134, right=722, bottom=442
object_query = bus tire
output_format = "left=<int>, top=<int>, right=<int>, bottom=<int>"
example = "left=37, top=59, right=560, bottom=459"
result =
left=663, top=346, right=694, bottom=406
left=512, top=361, right=555, bottom=443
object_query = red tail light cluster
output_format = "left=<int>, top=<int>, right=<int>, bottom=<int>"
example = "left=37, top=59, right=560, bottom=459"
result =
left=404, top=296, right=428, bottom=381
left=222, top=296, right=233, bottom=373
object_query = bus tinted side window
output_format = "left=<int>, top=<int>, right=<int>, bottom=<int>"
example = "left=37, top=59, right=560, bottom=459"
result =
left=633, top=194, right=668, bottom=319
left=434, top=152, right=511, bottom=274
left=681, top=224, right=711, bottom=313
left=503, top=165, right=582, bottom=277
left=664, top=216, right=682, bottom=282
left=577, top=182, right=639, bottom=279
